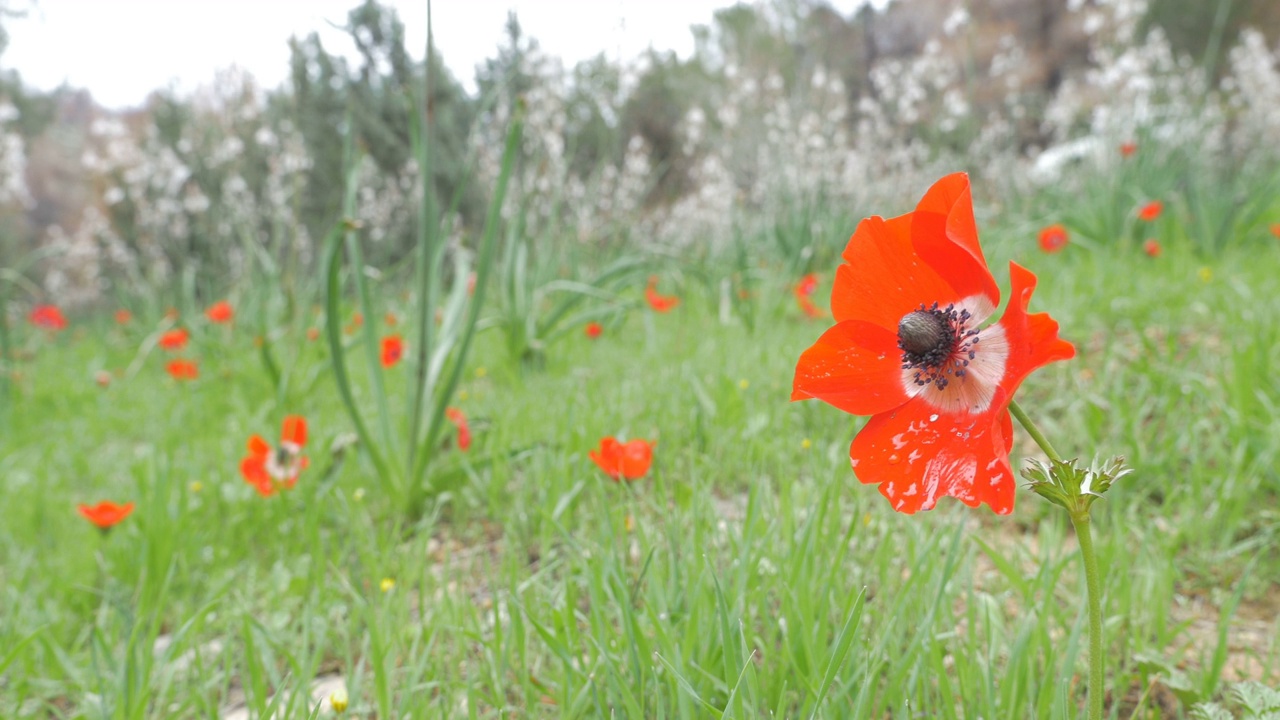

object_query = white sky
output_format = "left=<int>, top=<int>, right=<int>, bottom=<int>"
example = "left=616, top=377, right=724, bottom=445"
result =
left=2, top=0, right=872, bottom=110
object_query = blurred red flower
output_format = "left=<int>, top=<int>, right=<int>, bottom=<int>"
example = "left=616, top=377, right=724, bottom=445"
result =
left=1137, top=201, right=1163, bottom=221
left=159, top=329, right=189, bottom=351
left=381, top=335, right=404, bottom=367
left=115, top=309, right=132, bottom=325
left=589, top=436, right=655, bottom=481
left=446, top=407, right=472, bottom=451
left=793, top=274, right=826, bottom=318
left=1142, top=239, right=1162, bottom=257
left=585, top=322, right=603, bottom=339
left=792, top=173, right=1075, bottom=515
left=240, top=416, right=309, bottom=497
left=645, top=276, right=680, bottom=313
left=78, top=500, right=134, bottom=530
left=307, top=327, right=320, bottom=342
left=1120, top=142, right=1137, bottom=157
left=29, top=305, right=67, bottom=330
left=1270, top=224, right=1280, bottom=240
left=166, top=359, right=198, bottom=380
left=1038, top=224, right=1069, bottom=253
left=205, top=300, right=234, bottom=324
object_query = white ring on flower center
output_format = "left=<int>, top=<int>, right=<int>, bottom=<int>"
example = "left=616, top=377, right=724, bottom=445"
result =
left=900, top=293, right=1008, bottom=414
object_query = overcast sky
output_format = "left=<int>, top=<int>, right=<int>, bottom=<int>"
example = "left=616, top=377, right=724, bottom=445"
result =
left=3, top=0, right=872, bottom=110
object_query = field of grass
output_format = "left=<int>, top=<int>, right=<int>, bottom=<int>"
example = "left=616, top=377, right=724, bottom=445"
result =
left=2, top=190, right=1279, bottom=718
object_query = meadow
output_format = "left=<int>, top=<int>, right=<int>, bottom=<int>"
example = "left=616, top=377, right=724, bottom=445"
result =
left=2, top=169, right=1279, bottom=718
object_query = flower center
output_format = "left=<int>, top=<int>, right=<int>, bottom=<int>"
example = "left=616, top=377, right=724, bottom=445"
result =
left=267, top=444, right=302, bottom=480
left=898, top=302, right=980, bottom=391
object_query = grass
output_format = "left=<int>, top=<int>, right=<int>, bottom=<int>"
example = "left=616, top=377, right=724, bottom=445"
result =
left=1, top=213, right=1279, bottom=718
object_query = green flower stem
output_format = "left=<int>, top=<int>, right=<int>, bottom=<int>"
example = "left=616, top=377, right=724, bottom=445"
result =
left=1009, top=397, right=1103, bottom=720
left=1008, top=398, right=1063, bottom=463
left=1069, top=509, right=1105, bottom=720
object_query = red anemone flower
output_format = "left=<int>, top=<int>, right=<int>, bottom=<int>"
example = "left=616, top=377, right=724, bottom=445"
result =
left=1120, top=141, right=1137, bottom=158
left=1037, top=224, right=1069, bottom=253
left=166, top=359, right=198, bottom=380
left=381, top=335, right=404, bottom=368
left=159, top=328, right=189, bottom=351
left=30, top=305, right=67, bottom=330
left=78, top=500, right=134, bottom=530
left=645, top=276, right=680, bottom=313
left=794, top=274, right=826, bottom=318
left=446, top=407, right=472, bottom=451
left=205, top=300, right=234, bottom=324
left=1137, top=201, right=1163, bottom=221
left=792, top=173, right=1075, bottom=515
left=589, top=436, right=655, bottom=481
left=585, top=321, right=603, bottom=339
left=1142, top=239, right=1162, bottom=257
left=795, top=274, right=819, bottom=297
left=240, top=416, right=309, bottom=497
left=115, top=309, right=132, bottom=325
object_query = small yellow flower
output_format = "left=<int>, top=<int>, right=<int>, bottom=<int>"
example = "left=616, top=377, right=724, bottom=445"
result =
left=474, top=367, right=488, bottom=379
left=801, top=438, right=812, bottom=450
left=353, top=488, right=365, bottom=502
left=189, top=481, right=203, bottom=493
left=738, top=378, right=749, bottom=389
left=1197, top=266, right=1213, bottom=283
left=862, top=512, right=872, bottom=527
left=624, top=513, right=636, bottom=533
left=380, top=577, right=395, bottom=593
left=329, top=689, right=349, bottom=712
left=458, top=389, right=470, bottom=401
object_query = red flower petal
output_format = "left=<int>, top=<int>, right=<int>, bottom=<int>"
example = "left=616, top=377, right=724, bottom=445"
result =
left=909, top=173, right=1000, bottom=313
left=792, top=320, right=914, bottom=416
left=589, top=437, right=623, bottom=479
left=850, top=398, right=1016, bottom=514
left=281, top=416, right=307, bottom=448
left=992, top=262, right=1076, bottom=391
left=830, top=214, right=960, bottom=330
left=619, top=440, right=654, bottom=480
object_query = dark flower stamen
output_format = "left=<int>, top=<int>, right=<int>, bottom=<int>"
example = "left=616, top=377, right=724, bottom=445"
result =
left=898, top=302, right=980, bottom=390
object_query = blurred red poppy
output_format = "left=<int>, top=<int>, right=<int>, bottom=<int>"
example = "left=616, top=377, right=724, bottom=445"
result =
left=1137, top=201, right=1163, bottom=221
left=115, top=309, right=132, bottom=325
left=645, top=276, right=680, bottom=313
left=205, top=300, right=234, bottom=324
left=306, top=327, right=320, bottom=342
left=1120, top=142, right=1137, bottom=157
left=29, top=305, right=67, bottom=330
left=240, top=416, right=309, bottom=497
left=1038, top=224, right=1069, bottom=253
left=166, top=359, right=198, bottom=380
left=1270, top=224, right=1280, bottom=240
left=793, top=274, right=826, bottom=318
left=159, top=329, right=189, bottom=351
left=78, top=500, right=134, bottom=530
left=589, top=436, right=655, bottom=481
left=381, top=335, right=404, bottom=367
left=1142, top=239, right=1162, bottom=257
left=792, top=173, right=1075, bottom=515
left=585, top=322, right=603, bottom=339
left=446, top=407, right=472, bottom=451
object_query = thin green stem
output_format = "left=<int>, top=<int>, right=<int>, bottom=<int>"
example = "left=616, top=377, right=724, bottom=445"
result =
left=1008, top=398, right=1063, bottom=463
left=1070, top=510, right=1104, bottom=720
